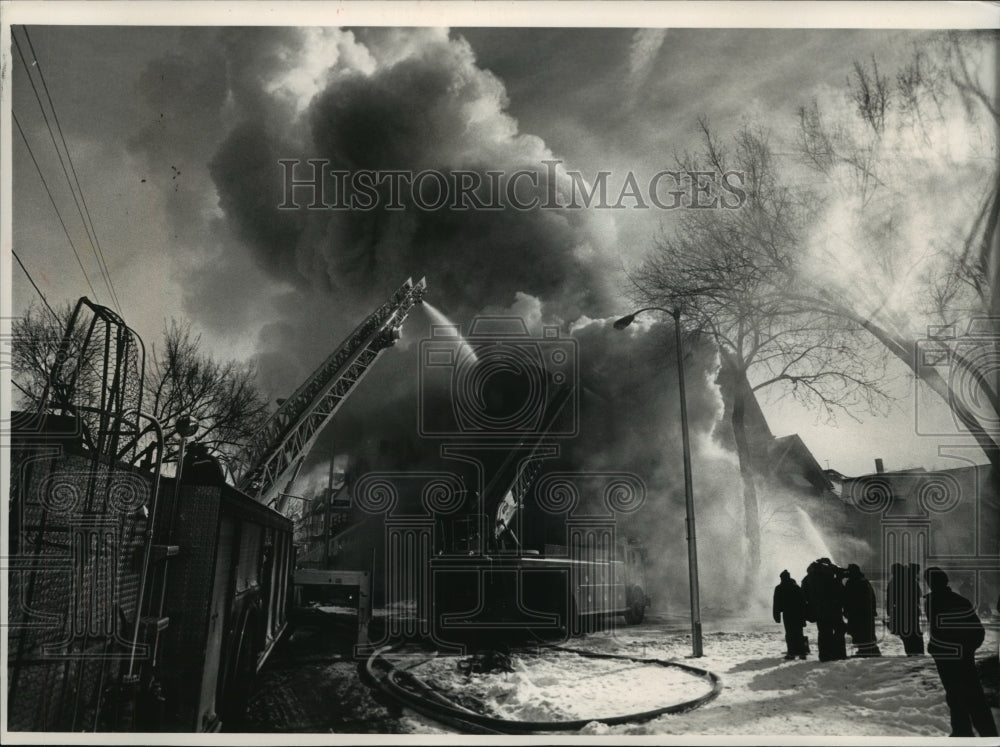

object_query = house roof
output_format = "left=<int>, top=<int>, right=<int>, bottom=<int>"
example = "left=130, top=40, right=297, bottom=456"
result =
left=767, top=433, right=833, bottom=492
left=841, top=463, right=997, bottom=508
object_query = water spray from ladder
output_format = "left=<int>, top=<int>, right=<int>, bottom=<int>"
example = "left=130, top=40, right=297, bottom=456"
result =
left=420, top=301, right=480, bottom=364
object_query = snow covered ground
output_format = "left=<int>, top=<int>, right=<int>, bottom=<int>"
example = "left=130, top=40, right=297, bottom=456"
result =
left=250, top=609, right=1000, bottom=739
left=396, top=616, right=1000, bottom=738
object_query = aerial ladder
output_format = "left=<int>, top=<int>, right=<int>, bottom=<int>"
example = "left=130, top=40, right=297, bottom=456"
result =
left=6, top=282, right=425, bottom=730
left=235, top=277, right=426, bottom=512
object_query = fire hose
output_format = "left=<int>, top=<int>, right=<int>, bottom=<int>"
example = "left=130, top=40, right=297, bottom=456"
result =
left=361, top=644, right=723, bottom=734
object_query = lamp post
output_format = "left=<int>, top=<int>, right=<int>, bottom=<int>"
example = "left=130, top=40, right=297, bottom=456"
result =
left=614, top=306, right=703, bottom=657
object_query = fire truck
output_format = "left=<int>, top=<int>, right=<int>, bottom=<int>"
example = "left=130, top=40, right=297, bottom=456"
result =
left=6, top=275, right=651, bottom=730
left=6, top=279, right=426, bottom=732
left=427, top=384, right=650, bottom=641
left=321, top=318, right=650, bottom=646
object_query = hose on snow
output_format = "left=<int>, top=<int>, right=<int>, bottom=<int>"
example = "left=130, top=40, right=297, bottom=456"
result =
left=361, top=643, right=722, bottom=734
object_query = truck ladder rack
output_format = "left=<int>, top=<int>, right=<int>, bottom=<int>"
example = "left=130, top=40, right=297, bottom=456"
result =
left=235, top=278, right=426, bottom=509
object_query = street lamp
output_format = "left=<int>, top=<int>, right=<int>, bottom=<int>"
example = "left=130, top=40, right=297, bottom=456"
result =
left=172, top=415, right=199, bottom=505
left=614, top=306, right=703, bottom=657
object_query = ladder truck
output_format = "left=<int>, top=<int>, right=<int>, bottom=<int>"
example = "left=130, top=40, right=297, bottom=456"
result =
left=235, top=277, right=426, bottom=512
left=6, top=278, right=425, bottom=733
left=429, top=374, right=649, bottom=642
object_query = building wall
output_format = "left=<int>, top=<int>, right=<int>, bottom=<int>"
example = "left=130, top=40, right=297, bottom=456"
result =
left=840, top=464, right=999, bottom=612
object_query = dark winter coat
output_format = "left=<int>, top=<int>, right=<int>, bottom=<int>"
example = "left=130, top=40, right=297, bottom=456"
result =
left=182, top=450, right=226, bottom=486
left=844, top=574, right=878, bottom=642
left=925, top=587, right=986, bottom=658
left=886, top=566, right=922, bottom=636
left=773, top=578, right=807, bottom=627
left=802, top=564, right=844, bottom=624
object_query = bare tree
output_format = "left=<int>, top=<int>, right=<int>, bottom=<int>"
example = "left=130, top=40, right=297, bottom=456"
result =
left=793, top=32, right=999, bottom=477
left=631, top=122, right=892, bottom=583
left=12, top=303, right=269, bottom=477
left=146, top=320, right=270, bottom=470
left=11, top=303, right=98, bottom=408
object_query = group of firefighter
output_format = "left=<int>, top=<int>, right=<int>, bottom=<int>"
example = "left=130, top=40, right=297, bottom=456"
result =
left=772, top=559, right=997, bottom=738
left=773, top=558, right=893, bottom=661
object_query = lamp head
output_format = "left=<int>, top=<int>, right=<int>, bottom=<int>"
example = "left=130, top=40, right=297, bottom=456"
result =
left=613, top=313, right=636, bottom=330
left=175, top=415, right=198, bottom=438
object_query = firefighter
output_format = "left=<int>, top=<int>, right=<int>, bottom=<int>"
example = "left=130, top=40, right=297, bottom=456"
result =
left=772, top=570, right=809, bottom=659
left=924, top=567, right=997, bottom=738
left=887, top=563, right=924, bottom=655
left=802, top=558, right=847, bottom=661
left=843, top=563, right=881, bottom=657
left=181, top=442, right=226, bottom=486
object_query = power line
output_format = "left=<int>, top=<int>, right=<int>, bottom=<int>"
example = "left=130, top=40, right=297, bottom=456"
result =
left=14, top=247, right=125, bottom=417
left=12, top=29, right=123, bottom=315
left=12, top=249, right=64, bottom=332
left=12, top=110, right=100, bottom=301
left=11, top=32, right=105, bottom=304
left=22, top=26, right=124, bottom=315
left=11, top=249, right=71, bottom=411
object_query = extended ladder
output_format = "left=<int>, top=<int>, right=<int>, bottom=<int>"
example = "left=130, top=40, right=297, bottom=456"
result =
left=235, top=278, right=426, bottom=510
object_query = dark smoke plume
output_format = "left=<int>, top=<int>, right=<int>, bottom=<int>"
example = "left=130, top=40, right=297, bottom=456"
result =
left=130, top=27, right=768, bottom=612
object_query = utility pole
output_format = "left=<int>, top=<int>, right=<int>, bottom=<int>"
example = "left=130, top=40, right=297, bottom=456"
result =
left=672, top=308, right=703, bottom=657
left=614, top=306, right=704, bottom=657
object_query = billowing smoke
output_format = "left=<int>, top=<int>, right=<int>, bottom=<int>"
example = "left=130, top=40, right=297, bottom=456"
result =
left=206, top=27, right=619, bottom=331
left=128, top=27, right=792, bottom=614
left=289, top=300, right=756, bottom=614
left=795, top=35, right=996, bottom=338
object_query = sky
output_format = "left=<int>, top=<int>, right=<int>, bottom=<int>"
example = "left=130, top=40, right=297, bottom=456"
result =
left=3, top=2, right=998, bottom=488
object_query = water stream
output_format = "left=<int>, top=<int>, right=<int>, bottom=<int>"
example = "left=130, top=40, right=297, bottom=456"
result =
left=795, top=506, right=835, bottom=564
left=419, top=301, right=479, bottom=364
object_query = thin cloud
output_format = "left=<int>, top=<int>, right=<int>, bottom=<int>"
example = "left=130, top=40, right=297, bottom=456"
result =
left=627, top=28, right=667, bottom=107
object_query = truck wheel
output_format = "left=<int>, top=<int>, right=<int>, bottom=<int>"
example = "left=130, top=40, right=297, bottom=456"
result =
left=623, top=585, right=646, bottom=625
